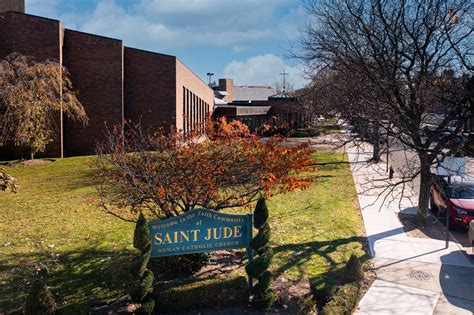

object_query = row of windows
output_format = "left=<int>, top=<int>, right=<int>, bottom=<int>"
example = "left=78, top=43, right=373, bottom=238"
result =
left=183, top=87, right=209, bottom=134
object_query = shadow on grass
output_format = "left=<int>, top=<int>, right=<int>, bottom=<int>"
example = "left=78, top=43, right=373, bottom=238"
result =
left=1, top=236, right=370, bottom=313
left=0, top=247, right=135, bottom=314
left=62, top=175, right=95, bottom=192
left=155, top=275, right=249, bottom=314
left=273, top=236, right=371, bottom=285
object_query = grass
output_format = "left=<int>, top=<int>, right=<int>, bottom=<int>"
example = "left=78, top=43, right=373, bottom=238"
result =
left=0, top=157, right=135, bottom=312
left=0, top=151, right=367, bottom=312
left=265, top=151, right=366, bottom=280
left=317, top=116, right=340, bottom=134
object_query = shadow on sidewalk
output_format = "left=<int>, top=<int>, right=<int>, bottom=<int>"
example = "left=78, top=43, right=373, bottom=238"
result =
left=365, top=227, right=474, bottom=312
left=439, top=252, right=474, bottom=312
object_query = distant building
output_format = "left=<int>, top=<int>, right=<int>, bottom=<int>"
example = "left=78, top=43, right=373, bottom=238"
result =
left=213, top=78, right=309, bottom=132
left=0, top=0, right=213, bottom=159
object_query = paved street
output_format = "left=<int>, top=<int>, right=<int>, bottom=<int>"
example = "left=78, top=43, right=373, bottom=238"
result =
left=340, top=126, right=474, bottom=315
left=383, top=136, right=474, bottom=196
left=383, top=137, right=474, bottom=256
left=384, top=137, right=421, bottom=193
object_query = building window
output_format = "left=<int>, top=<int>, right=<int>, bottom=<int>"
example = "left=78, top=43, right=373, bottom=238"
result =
left=193, top=93, right=197, bottom=130
left=186, top=88, right=190, bottom=134
left=199, top=99, right=203, bottom=131
left=183, top=87, right=186, bottom=134
left=182, top=87, right=211, bottom=134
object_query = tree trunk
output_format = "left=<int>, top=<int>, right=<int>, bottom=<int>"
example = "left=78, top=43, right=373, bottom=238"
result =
left=372, top=128, right=380, bottom=161
left=30, top=151, right=35, bottom=160
left=417, top=158, right=432, bottom=222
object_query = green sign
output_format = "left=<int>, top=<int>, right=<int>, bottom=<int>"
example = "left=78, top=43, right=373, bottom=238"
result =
left=148, top=208, right=253, bottom=257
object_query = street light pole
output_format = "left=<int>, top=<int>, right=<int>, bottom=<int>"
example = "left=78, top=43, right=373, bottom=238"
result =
left=206, top=72, right=214, bottom=87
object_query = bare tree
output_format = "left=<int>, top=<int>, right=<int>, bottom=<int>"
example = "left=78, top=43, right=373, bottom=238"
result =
left=299, top=0, right=473, bottom=220
left=304, top=66, right=389, bottom=161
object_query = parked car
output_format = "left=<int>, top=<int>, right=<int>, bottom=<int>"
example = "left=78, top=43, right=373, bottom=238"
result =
left=430, top=175, right=474, bottom=229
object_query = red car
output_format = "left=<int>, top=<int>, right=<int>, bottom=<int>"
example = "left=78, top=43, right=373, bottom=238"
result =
left=430, top=175, right=474, bottom=229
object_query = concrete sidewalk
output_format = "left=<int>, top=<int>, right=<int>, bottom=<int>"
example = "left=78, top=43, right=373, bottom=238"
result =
left=344, top=139, right=474, bottom=314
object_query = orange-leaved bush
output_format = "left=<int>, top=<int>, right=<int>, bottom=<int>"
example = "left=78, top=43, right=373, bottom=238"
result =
left=94, top=118, right=316, bottom=221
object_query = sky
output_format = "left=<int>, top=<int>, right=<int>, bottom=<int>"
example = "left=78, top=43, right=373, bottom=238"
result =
left=25, top=0, right=310, bottom=88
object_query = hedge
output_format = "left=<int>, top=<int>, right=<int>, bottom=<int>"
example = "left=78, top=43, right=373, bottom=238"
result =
left=154, top=276, right=249, bottom=313
left=321, top=284, right=359, bottom=315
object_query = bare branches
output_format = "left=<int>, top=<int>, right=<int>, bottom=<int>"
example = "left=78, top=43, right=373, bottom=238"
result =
left=93, top=119, right=316, bottom=222
left=298, top=0, right=473, bottom=218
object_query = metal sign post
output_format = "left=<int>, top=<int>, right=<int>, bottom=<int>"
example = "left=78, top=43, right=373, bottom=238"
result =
left=445, top=176, right=451, bottom=249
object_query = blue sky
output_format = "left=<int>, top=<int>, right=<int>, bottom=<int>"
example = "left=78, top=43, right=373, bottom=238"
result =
left=25, top=0, right=310, bottom=88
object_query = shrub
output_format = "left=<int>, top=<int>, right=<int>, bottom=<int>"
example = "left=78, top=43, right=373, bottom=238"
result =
left=341, top=254, right=363, bottom=284
left=154, top=276, right=249, bottom=312
left=136, top=296, right=155, bottom=315
left=24, top=275, right=57, bottom=315
left=130, top=213, right=155, bottom=314
left=312, top=255, right=364, bottom=312
left=246, top=198, right=275, bottom=309
left=94, top=119, right=315, bottom=222
left=322, top=284, right=359, bottom=315
left=58, top=303, right=90, bottom=315
left=311, top=277, right=337, bottom=307
left=252, top=289, right=276, bottom=309
left=298, top=295, right=318, bottom=315
left=149, top=253, right=210, bottom=276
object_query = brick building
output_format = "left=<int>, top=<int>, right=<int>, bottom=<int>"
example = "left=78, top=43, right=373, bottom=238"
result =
left=0, top=0, right=213, bottom=158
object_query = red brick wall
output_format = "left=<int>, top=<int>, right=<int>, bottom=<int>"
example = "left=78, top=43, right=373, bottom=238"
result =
left=0, top=12, right=62, bottom=159
left=0, top=0, right=24, bottom=13
left=63, top=30, right=124, bottom=156
left=124, top=48, right=177, bottom=131
left=0, top=12, right=13, bottom=59
left=0, top=12, right=212, bottom=159
left=0, top=13, right=61, bottom=62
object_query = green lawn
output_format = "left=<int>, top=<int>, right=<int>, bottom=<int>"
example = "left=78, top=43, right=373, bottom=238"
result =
left=317, top=116, right=340, bottom=134
left=0, top=151, right=367, bottom=312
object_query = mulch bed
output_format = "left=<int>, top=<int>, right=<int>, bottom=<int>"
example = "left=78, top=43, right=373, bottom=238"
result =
left=3, top=159, right=54, bottom=167
left=90, top=250, right=323, bottom=314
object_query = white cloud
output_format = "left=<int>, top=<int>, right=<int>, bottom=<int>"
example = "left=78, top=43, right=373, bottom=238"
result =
left=25, top=0, right=310, bottom=86
left=222, top=54, right=308, bottom=88
left=25, top=0, right=305, bottom=53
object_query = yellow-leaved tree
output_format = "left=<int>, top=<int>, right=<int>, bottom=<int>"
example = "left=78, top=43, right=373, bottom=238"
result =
left=0, top=53, right=88, bottom=159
